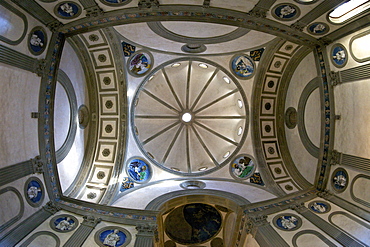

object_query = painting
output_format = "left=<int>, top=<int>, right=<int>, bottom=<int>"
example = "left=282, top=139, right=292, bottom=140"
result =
left=250, top=172, right=265, bottom=186
left=272, top=3, right=300, bottom=21
left=273, top=214, right=302, bottom=231
left=28, top=27, right=47, bottom=55
left=308, top=201, right=331, bottom=214
left=331, top=168, right=348, bottom=192
left=50, top=214, right=78, bottom=232
left=126, top=158, right=151, bottom=183
left=165, top=203, right=222, bottom=245
left=331, top=43, right=348, bottom=68
left=307, top=22, right=329, bottom=35
left=120, top=177, right=135, bottom=192
left=230, top=155, right=256, bottom=180
left=24, top=177, right=44, bottom=207
left=122, top=42, right=136, bottom=57
left=54, top=2, right=81, bottom=19
left=127, top=50, right=153, bottom=77
left=95, top=227, right=131, bottom=247
left=250, top=48, right=265, bottom=61
left=230, top=55, right=255, bottom=79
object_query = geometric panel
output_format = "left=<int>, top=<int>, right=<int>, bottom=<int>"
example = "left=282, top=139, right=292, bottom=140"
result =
left=277, top=41, right=300, bottom=56
left=277, top=179, right=299, bottom=193
left=97, top=70, right=117, bottom=91
left=81, top=30, right=107, bottom=48
left=100, top=118, right=119, bottom=139
left=82, top=186, right=106, bottom=203
left=262, top=141, right=280, bottom=160
left=263, top=75, right=280, bottom=94
left=100, top=94, right=118, bottom=115
left=91, top=48, right=113, bottom=69
left=268, top=161, right=288, bottom=179
left=261, top=119, right=276, bottom=138
left=89, top=165, right=113, bottom=185
left=96, top=141, right=117, bottom=163
left=260, top=97, right=275, bottom=116
left=268, top=56, right=288, bottom=73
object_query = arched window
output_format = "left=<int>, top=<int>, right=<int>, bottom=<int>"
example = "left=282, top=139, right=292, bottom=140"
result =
left=329, top=0, right=370, bottom=24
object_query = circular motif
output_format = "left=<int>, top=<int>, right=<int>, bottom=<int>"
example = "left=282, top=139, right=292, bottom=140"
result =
left=180, top=180, right=206, bottom=190
left=105, top=100, right=113, bottom=109
left=164, top=240, right=176, bottom=247
left=230, top=155, right=256, bottom=180
left=308, top=201, right=331, bottom=214
left=331, top=43, right=348, bottom=68
left=94, top=226, right=132, bottom=247
left=268, top=147, right=275, bottom=154
left=87, top=192, right=97, bottom=199
left=230, top=54, right=255, bottom=79
left=265, top=102, right=271, bottom=110
left=265, top=125, right=272, bottom=133
left=285, top=107, right=297, bottom=129
left=89, top=34, right=99, bottom=42
left=103, top=77, right=111, bottom=85
left=307, top=22, right=329, bottom=35
left=127, top=50, right=153, bottom=77
left=97, top=171, right=106, bottom=179
left=105, top=124, right=113, bottom=133
left=272, top=3, right=300, bottom=21
left=267, top=80, right=275, bottom=88
left=273, top=214, right=302, bottom=231
left=98, top=54, right=107, bottom=62
left=99, top=0, right=132, bottom=7
left=78, top=105, right=89, bottom=129
left=50, top=214, right=78, bottom=232
left=132, top=58, right=248, bottom=175
left=24, top=177, right=45, bottom=207
left=54, top=2, right=81, bottom=19
left=181, top=44, right=207, bottom=53
left=294, top=0, right=318, bottom=4
left=165, top=203, right=222, bottom=245
left=102, top=148, right=111, bottom=157
left=28, top=27, right=47, bottom=55
left=331, top=168, right=349, bottom=192
left=126, top=158, right=151, bottom=183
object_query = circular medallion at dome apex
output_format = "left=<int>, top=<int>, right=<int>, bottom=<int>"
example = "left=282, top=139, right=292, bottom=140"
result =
left=132, top=58, right=249, bottom=176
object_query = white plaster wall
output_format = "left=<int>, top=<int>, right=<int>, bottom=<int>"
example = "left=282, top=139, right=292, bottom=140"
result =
left=0, top=64, right=39, bottom=169
left=0, top=173, right=49, bottom=238
left=284, top=52, right=319, bottom=184
left=57, top=40, right=88, bottom=192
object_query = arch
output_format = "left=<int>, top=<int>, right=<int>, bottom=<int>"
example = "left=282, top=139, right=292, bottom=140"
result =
left=145, top=189, right=250, bottom=211
left=0, top=1, right=28, bottom=45
left=297, top=77, right=320, bottom=158
left=0, top=187, right=24, bottom=233
left=350, top=174, right=370, bottom=208
left=19, top=231, right=60, bottom=247
left=292, top=230, right=337, bottom=247
left=55, top=69, right=78, bottom=163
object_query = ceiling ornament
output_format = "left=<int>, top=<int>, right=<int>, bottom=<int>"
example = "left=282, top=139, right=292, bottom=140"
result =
left=230, top=54, right=256, bottom=79
left=307, top=22, right=330, bottom=36
left=272, top=3, right=301, bottom=21
left=127, top=50, right=153, bottom=77
left=54, top=2, right=82, bottom=19
left=126, top=157, right=152, bottom=184
left=132, top=58, right=248, bottom=175
left=331, top=43, right=348, bottom=68
left=24, top=177, right=45, bottom=207
left=28, top=26, right=47, bottom=55
left=230, top=154, right=256, bottom=180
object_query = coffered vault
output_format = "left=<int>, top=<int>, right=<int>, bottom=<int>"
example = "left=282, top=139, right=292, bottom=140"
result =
left=0, top=0, right=370, bottom=246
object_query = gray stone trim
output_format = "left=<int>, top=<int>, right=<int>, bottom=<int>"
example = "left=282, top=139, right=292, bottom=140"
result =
left=276, top=46, right=314, bottom=189
left=339, top=63, right=370, bottom=83
left=338, top=153, right=370, bottom=173
left=292, top=229, right=337, bottom=247
left=55, top=69, right=78, bottom=164
left=0, top=159, right=36, bottom=187
left=291, top=0, right=344, bottom=31
left=328, top=211, right=370, bottom=246
left=59, top=6, right=317, bottom=46
left=62, top=215, right=101, bottom=247
left=134, top=223, right=157, bottom=247
left=0, top=44, right=43, bottom=75
left=297, top=77, right=320, bottom=158
left=318, top=190, right=370, bottom=223
left=350, top=174, right=370, bottom=208
left=147, top=21, right=251, bottom=45
left=290, top=203, right=366, bottom=247
left=78, top=0, right=103, bottom=17
left=0, top=1, right=28, bottom=45
left=0, top=187, right=24, bottom=234
left=10, top=0, right=62, bottom=31
left=62, top=35, right=99, bottom=198
left=19, top=231, right=61, bottom=247
left=145, top=189, right=251, bottom=210
left=0, top=204, right=56, bottom=247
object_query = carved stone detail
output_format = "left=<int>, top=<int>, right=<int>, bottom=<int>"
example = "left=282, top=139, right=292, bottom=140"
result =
left=330, top=71, right=341, bottom=86
left=47, top=21, right=63, bottom=32
left=330, top=150, right=341, bottom=166
left=317, top=190, right=333, bottom=199
left=43, top=201, right=61, bottom=214
left=289, top=203, right=306, bottom=213
left=138, top=0, right=159, bottom=9
left=203, top=0, right=210, bottom=8
left=34, top=59, right=47, bottom=77
left=31, top=156, right=44, bottom=174
left=85, top=6, right=103, bottom=18
left=290, top=22, right=305, bottom=31
left=136, top=223, right=158, bottom=236
left=248, top=6, right=267, bottom=18
left=82, top=215, right=102, bottom=227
